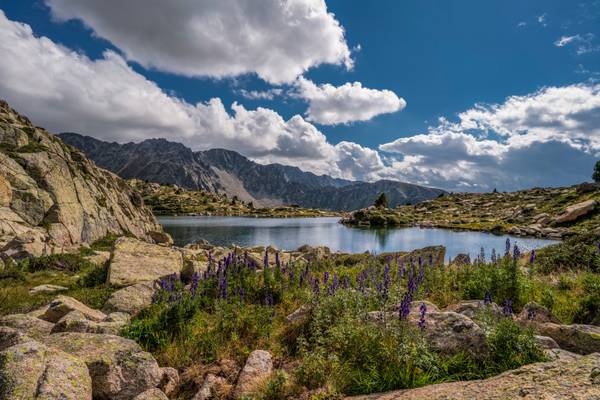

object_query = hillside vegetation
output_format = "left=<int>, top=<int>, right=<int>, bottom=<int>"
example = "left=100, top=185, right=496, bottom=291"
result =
left=343, top=184, right=600, bottom=239
left=129, top=179, right=340, bottom=217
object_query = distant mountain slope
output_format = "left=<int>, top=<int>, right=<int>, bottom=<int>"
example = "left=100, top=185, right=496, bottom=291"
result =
left=59, top=133, right=445, bottom=211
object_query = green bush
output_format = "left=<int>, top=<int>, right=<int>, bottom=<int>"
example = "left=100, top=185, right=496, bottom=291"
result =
left=573, top=274, right=600, bottom=325
left=25, top=253, right=96, bottom=273
left=485, top=318, right=546, bottom=372
left=535, top=233, right=600, bottom=273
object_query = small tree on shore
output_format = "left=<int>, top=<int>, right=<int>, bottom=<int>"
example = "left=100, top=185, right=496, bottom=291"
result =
left=374, top=192, right=389, bottom=208
left=593, top=160, right=600, bottom=183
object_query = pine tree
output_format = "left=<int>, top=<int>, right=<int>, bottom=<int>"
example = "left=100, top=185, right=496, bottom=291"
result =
left=374, top=192, right=389, bottom=208
left=593, top=160, right=600, bottom=183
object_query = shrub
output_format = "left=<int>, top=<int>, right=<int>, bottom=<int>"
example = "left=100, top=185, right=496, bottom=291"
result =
left=535, top=233, right=600, bottom=273
left=26, top=253, right=95, bottom=273
left=485, top=318, right=546, bottom=372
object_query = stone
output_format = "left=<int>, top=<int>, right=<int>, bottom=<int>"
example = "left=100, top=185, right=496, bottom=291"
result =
left=103, top=281, right=157, bottom=316
left=181, top=259, right=210, bottom=281
left=544, top=348, right=581, bottom=362
left=528, top=323, right=600, bottom=355
left=159, top=367, right=180, bottom=398
left=193, top=374, right=229, bottom=400
left=516, top=302, right=562, bottom=324
left=40, top=295, right=107, bottom=323
left=233, top=350, right=273, bottom=397
left=42, top=332, right=163, bottom=400
left=84, top=250, right=111, bottom=266
left=534, top=335, right=559, bottom=349
left=451, top=253, right=471, bottom=265
left=50, top=310, right=127, bottom=335
left=446, top=300, right=503, bottom=322
left=0, top=340, right=92, bottom=400
left=29, top=283, right=68, bottom=295
left=0, top=230, right=51, bottom=260
left=286, top=304, right=312, bottom=323
left=148, top=230, right=174, bottom=246
left=0, top=313, right=54, bottom=340
left=133, top=389, right=169, bottom=400
left=554, top=199, right=597, bottom=224
left=345, top=354, right=600, bottom=399
left=0, top=326, right=31, bottom=351
left=107, top=237, right=183, bottom=286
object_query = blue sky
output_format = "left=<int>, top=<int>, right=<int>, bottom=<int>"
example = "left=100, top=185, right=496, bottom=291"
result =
left=0, top=0, right=599, bottom=191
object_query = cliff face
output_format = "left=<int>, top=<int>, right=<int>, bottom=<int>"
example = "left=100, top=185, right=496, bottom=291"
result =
left=0, top=100, right=162, bottom=256
left=59, top=133, right=446, bottom=211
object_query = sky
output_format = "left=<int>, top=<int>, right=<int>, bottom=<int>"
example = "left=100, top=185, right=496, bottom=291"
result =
left=0, top=0, right=599, bottom=191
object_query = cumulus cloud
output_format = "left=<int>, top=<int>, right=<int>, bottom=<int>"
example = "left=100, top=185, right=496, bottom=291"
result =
left=0, top=11, right=380, bottom=181
left=238, top=88, right=283, bottom=101
left=44, top=0, right=353, bottom=84
left=294, top=77, right=406, bottom=125
left=554, top=33, right=599, bottom=55
left=379, top=84, right=600, bottom=191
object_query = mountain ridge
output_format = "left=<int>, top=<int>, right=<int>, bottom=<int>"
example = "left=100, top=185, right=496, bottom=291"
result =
left=59, top=132, right=445, bottom=211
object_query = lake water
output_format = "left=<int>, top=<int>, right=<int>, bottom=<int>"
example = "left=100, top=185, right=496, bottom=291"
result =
left=159, top=216, right=559, bottom=261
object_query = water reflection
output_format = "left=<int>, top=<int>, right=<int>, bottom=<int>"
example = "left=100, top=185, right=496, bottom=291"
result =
left=159, top=216, right=559, bottom=261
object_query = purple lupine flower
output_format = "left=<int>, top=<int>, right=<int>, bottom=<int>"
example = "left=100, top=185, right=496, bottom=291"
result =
left=275, top=252, right=281, bottom=269
left=527, top=308, right=535, bottom=320
left=191, top=271, right=199, bottom=298
left=238, top=287, right=245, bottom=301
left=312, top=280, right=321, bottom=296
left=479, top=247, right=486, bottom=264
left=529, top=249, right=536, bottom=265
left=597, top=242, right=600, bottom=255
left=399, top=292, right=412, bottom=320
left=505, top=238, right=511, bottom=257
left=343, top=276, right=350, bottom=289
left=264, top=250, right=269, bottom=269
left=398, top=261, right=405, bottom=281
left=503, top=299, right=513, bottom=316
left=418, top=302, right=427, bottom=330
left=428, top=253, right=433, bottom=266
left=383, top=263, right=390, bottom=300
left=491, top=249, right=497, bottom=264
left=484, top=290, right=492, bottom=305
left=323, top=271, right=329, bottom=285
left=513, top=244, right=521, bottom=262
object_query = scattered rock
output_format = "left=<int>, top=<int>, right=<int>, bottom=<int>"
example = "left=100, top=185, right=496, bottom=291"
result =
left=29, top=283, right=68, bottom=295
left=233, top=350, right=273, bottom=397
left=0, top=326, right=31, bottom=351
left=516, top=302, right=562, bottom=324
left=107, top=237, right=183, bottom=286
left=192, top=373, right=229, bottom=400
left=345, top=353, right=600, bottom=399
left=575, top=182, right=600, bottom=195
left=451, top=253, right=471, bottom=265
left=534, top=335, right=559, bottom=349
left=42, top=332, right=163, bottom=400
left=159, top=367, right=180, bottom=398
left=50, top=310, right=127, bottom=335
left=0, top=313, right=54, bottom=340
left=84, top=250, right=111, bottom=266
left=554, top=199, right=597, bottom=224
left=529, top=323, right=600, bottom=355
left=40, top=295, right=107, bottom=323
left=0, top=340, right=92, bottom=400
left=544, top=348, right=581, bottom=362
left=445, top=300, right=503, bottom=322
left=103, top=281, right=157, bottom=316
left=148, top=231, right=174, bottom=246
left=133, top=388, right=169, bottom=400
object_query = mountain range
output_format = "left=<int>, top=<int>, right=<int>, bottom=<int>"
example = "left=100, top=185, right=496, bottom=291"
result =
left=59, top=132, right=445, bottom=211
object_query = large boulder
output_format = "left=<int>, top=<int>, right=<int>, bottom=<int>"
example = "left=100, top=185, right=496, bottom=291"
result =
left=233, top=350, right=273, bottom=397
left=0, top=326, right=32, bottom=351
left=107, top=237, right=183, bottom=286
left=133, top=389, right=169, bottom=400
left=42, top=332, right=163, bottom=400
left=554, top=199, right=597, bottom=224
left=345, top=354, right=600, bottom=399
left=103, top=281, right=157, bottom=316
left=51, top=310, right=127, bottom=335
left=0, top=313, right=54, bottom=340
left=516, top=302, right=562, bottom=324
left=446, top=300, right=504, bottom=322
left=193, top=374, right=229, bottom=400
left=0, top=340, right=93, bottom=399
left=529, top=323, right=600, bottom=355
left=40, top=295, right=107, bottom=323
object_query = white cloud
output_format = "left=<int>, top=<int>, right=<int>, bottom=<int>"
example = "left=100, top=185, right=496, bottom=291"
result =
left=294, top=77, right=406, bottom=125
left=379, top=84, right=600, bottom=191
left=537, top=13, right=548, bottom=26
left=0, top=11, right=379, bottom=181
left=44, top=0, right=353, bottom=84
left=238, top=88, right=283, bottom=101
left=554, top=33, right=599, bottom=55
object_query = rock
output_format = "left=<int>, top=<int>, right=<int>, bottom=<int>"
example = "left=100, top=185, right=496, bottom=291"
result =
left=575, top=182, right=600, bottom=195
left=0, top=340, right=92, bottom=400
left=0, top=326, right=31, bottom=351
left=107, top=237, right=183, bottom=286
left=408, top=310, right=489, bottom=357
left=516, top=302, right=561, bottom=324
left=0, top=230, right=52, bottom=260
left=446, top=300, right=503, bottom=322
left=84, top=250, right=111, bottom=266
left=451, top=253, right=471, bottom=265
left=50, top=310, right=127, bottom=335
left=181, top=259, right=210, bottom=281
left=346, top=354, right=600, bottom=399
left=133, top=389, right=169, bottom=400
left=532, top=212, right=551, bottom=224
left=42, top=332, right=163, bottom=400
left=0, top=313, right=54, bottom=340
left=0, top=100, right=161, bottom=251
left=554, top=199, right=597, bottom=224
left=193, top=374, right=229, bottom=400
left=148, top=231, right=174, bottom=246
left=103, top=281, right=157, bottom=316
left=233, top=350, right=273, bottom=397
left=286, top=304, right=312, bottom=323
left=105, top=312, right=132, bottom=324
left=529, top=323, right=600, bottom=355
left=544, top=348, right=581, bottom=362
left=40, top=295, right=107, bottom=323
left=159, top=367, right=180, bottom=398
left=534, top=335, right=559, bottom=349
left=29, top=283, right=68, bottom=295
left=297, top=245, right=331, bottom=261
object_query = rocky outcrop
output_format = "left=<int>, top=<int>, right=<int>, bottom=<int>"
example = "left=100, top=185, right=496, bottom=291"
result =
left=555, top=199, right=598, bottom=224
left=446, top=300, right=504, bottom=322
left=346, top=354, right=600, bottom=399
left=42, top=332, right=163, bottom=400
left=103, top=281, right=157, bottom=316
left=0, top=313, right=54, bottom=340
left=233, top=350, right=273, bottom=397
left=107, top=237, right=184, bottom=286
left=193, top=374, right=229, bottom=400
left=40, top=295, right=107, bottom=323
left=530, top=323, right=600, bottom=355
left=133, top=389, right=169, bottom=400
left=0, top=100, right=161, bottom=259
left=51, top=310, right=128, bottom=335
left=0, top=340, right=93, bottom=399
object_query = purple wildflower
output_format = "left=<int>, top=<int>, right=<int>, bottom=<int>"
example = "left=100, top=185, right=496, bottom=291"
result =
left=418, top=302, right=427, bottom=330
left=323, top=271, right=329, bottom=285
left=527, top=308, right=535, bottom=320
left=503, top=299, right=513, bottom=316
left=343, top=276, right=350, bottom=289
left=484, top=290, right=492, bottom=305
left=399, top=292, right=412, bottom=321
left=505, top=238, right=511, bottom=257
left=191, top=272, right=199, bottom=298
left=513, top=244, right=521, bottom=262
left=529, top=249, right=536, bottom=265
